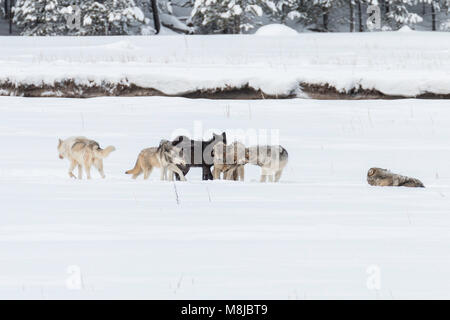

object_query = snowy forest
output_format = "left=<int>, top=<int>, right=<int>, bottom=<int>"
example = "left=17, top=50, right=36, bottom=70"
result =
left=0, top=0, right=450, bottom=35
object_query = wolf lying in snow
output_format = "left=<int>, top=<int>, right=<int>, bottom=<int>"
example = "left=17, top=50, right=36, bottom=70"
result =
left=125, top=140, right=187, bottom=181
left=367, top=167, right=424, bottom=188
left=245, top=145, right=288, bottom=182
left=213, top=141, right=246, bottom=181
left=58, top=136, right=115, bottom=179
left=171, top=132, right=227, bottom=181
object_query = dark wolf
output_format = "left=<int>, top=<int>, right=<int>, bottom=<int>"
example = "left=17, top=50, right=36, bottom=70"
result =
left=171, top=132, right=227, bottom=180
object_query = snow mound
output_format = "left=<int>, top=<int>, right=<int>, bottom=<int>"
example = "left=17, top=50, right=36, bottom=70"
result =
left=254, top=24, right=298, bottom=36
left=398, top=25, right=413, bottom=32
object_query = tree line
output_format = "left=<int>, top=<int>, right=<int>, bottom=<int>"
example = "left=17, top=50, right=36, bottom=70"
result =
left=1, top=0, right=449, bottom=35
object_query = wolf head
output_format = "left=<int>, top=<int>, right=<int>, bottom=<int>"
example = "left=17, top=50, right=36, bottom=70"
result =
left=367, top=167, right=387, bottom=178
left=171, top=145, right=186, bottom=166
left=57, top=138, right=64, bottom=159
left=367, top=167, right=390, bottom=186
left=212, top=132, right=227, bottom=145
left=159, top=140, right=186, bottom=166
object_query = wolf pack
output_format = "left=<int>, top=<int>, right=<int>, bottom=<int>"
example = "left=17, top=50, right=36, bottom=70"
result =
left=57, top=132, right=289, bottom=183
left=57, top=132, right=425, bottom=187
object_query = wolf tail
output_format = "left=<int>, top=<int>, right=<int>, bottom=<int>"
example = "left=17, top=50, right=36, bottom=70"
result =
left=280, top=146, right=288, bottom=160
left=94, top=145, right=116, bottom=159
left=403, top=177, right=425, bottom=188
left=125, top=158, right=141, bottom=176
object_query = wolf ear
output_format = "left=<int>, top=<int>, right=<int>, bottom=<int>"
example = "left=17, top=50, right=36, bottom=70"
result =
left=172, top=136, right=184, bottom=146
left=157, top=139, right=164, bottom=150
left=58, top=138, right=63, bottom=147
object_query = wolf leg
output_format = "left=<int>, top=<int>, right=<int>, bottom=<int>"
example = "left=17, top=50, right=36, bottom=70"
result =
left=175, top=165, right=189, bottom=181
left=268, top=170, right=274, bottom=183
left=160, top=167, right=166, bottom=181
left=260, top=167, right=269, bottom=183
left=232, top=168, right=238, bottom=181
left=84, top=161, right=92, bottom=179
left=132, top=172, right=141, bottom=179
left=95, top=159, right=105, bottom=178
left=144, top=167, right=152, bottom=180
left=224, top=168, right=235, bottom=180
left=203, top=166, right=213, bottom=180
left=77, top=164, right=83, bottom=179
left=213, top=166, right=221, bottom=180
left=131, top=167, right=143, bottom=179
left=274, top=169, right=283, bottom=182
left=168, top=169, right=174, bottom=181
left=238, top=165, right=245, bottom=181
left=168, top=169, right=178, bottom=181
left=68, top=160, right=77, bottom=179
left=168, top=164, right=187, bottom=181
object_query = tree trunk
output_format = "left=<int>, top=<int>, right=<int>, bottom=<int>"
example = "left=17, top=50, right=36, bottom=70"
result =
left=9, top=0, right=13, bottom=34
left=357, top=1, right=363, bottom=32
left=151, top=0, right=161, bottom=34
left=234, top=15, right=241, bottom=34
left=431, top=3, right=436, bottom=31
left=323, top=11, right=328, bottom=31
left=349, top=2, right=354, bottom=32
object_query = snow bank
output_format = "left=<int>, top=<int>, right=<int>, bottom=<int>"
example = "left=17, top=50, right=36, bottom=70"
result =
left=397, top=25, right=414, bottom=32
left=0, top=32, right=449, bottom=98
left=254, top=23, right=298, bottom=36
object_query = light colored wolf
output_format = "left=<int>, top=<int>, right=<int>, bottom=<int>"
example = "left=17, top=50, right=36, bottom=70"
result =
left=125, top=140, right=187, bottom=181
left=213, top=141, right=246, bottom=181
left=245, top=145, right=288, bottom=182
left=367, top=167, right=425, bottom=188
left=58, top=136, right=115, bottom=179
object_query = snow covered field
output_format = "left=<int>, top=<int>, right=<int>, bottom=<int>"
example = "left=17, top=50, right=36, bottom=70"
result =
left=1, top=32, right=450, bottom=97
left=1, top=96, right=450, bottom=299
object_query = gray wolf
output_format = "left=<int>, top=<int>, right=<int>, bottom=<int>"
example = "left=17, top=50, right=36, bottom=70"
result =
left=213, top=141, right=246, bottom=181
left=58, top=136, right=115, bottom=179
left=171, top=132, right=227, bottom=180
left=367, top=167, right=425, bottom=188
left=245, top=145, right=288, bottom=182
left=125, top=140, right=187, bottom=181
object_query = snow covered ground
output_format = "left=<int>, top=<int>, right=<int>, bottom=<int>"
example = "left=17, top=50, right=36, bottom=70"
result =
left=1, top=96, right=450, bottom=299
left=0, top=32, right=449, bottom=97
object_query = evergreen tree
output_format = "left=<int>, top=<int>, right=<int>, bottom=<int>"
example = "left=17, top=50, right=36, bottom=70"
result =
left=80, top=1, right=109, bottom=35
left=314, top=0, right=332, bottom=31
left=1, top=0, right=5, bottom=18
left=104, top=0, right=145, bottom=35
left=12, top=0, right=144, bottom=36
left=441, top=0, right=450, bottom=30
left=416, top=0, right=441, bottom=30
left=384, top=0, right=422, bottom=29
left=13, top=0, right=66, bottom=35
left=266, top=0, right=305, bottom=24
left=190, top=0, right=269, bottom=34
